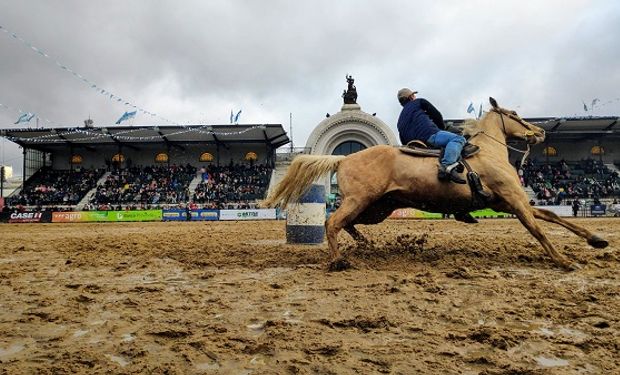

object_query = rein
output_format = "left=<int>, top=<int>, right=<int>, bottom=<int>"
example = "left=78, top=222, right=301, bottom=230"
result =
left=468, top=110, right=532, bottom=166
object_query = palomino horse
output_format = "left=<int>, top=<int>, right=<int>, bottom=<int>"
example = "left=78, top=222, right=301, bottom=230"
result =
left=263, top=98, right=609, bottom=270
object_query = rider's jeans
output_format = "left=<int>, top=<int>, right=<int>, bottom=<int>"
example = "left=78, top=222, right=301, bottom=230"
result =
left=427, top=131, right=466, bottom=166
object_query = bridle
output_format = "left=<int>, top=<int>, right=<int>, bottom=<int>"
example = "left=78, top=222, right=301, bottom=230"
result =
left=470, top=108, right=543, bottom=166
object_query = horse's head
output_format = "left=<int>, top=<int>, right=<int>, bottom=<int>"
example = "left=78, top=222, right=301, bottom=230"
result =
left=488, top=97, right=545, bottom=144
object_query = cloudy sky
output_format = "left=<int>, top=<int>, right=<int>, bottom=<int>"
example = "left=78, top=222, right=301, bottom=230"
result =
left=1, top=0, right=619, bottom=175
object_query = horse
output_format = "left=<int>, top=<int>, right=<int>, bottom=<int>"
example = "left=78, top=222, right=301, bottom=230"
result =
left=263, top=98, right=609, bottom=271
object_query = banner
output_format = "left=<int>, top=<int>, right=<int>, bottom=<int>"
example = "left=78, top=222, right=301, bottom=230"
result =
left=9, top=211, right=52, bottom=223
left=52, top=210, right=162, bottom=223
left=219, top=209, right=277, bottom=221
left=162, top=209, right=188, bottom=221
left=190, top=209, right=219, bottom=221
left=590, top=204, right=606, bottom=216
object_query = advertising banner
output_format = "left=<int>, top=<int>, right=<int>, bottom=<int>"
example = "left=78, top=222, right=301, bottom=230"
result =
left=52, top=211, right=108, bottom=223
left=590, top=204, right=606, bottom=216
left=190, top=209, right=219, bottom=221
left=107, top=210, right=162, bottom=222
left=162, top=209, right=188, bottom=221
left=219, top=209, right=277, bottom=221
left=9, top=211, right=52, bottom=223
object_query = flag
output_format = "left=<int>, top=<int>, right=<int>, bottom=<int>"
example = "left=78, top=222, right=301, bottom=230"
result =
left=230, top=109, right=234, bottom=124
left=591, top=98, right=600, bottom=108
left=14, top=112, right=35, bottom=124
left=583, top=102, right=588, bottom=112
left=115, top=110, right=137, bottom=124
left=234, top=109, right=242, bottom=123
left=478, top=103, right=483, bottom=119
left=467, top=102, right=475, bottom=115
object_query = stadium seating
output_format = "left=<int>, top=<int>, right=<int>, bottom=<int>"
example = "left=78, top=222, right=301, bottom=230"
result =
left=193, top=164, right=272, bottom=208
left=6, top=167, right=104, bottom=206
left=90, top=164, right=197, bottom=205
left=520, top=158, right=620, bottom=205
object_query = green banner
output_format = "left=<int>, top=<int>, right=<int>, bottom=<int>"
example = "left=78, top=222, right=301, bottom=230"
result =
left=106, top=210, right=162, bottom=222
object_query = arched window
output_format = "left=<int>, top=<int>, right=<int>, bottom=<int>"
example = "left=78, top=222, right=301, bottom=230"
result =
left=112, top=153, right=125, bottom=163
left=332, top=141, right=366, bottom=156
left=591, top=146, right=604, bottom=155
left=155, top=152, right=169, bottom=163
left=199, top=152, right=214, bottom=162
left=70, top=154, right=83, bottom=164
left=542, top=146, right=557, bottom=156
left=245, top=152, right=258, bottom=161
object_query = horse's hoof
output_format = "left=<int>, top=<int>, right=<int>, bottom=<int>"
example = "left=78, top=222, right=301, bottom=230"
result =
left=328, top=258, right=352, bottom=272
left=587, top=235, right=609, bottom=249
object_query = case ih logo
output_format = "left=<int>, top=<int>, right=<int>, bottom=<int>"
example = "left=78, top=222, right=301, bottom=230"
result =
left=9, top=212, right=43, bottom=223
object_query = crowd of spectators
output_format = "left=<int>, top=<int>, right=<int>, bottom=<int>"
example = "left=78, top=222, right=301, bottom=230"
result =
left=518, top=158, right=620, bottom=205
left=5, top=167, right=104, bottom=207
left=90, top=164, right=197, bottom=206
left=193, top=164, right=272, bottom=209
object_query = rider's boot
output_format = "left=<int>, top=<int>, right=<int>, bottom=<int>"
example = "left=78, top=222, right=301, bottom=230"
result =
left=461, top=143, right=480, bottom=158
left=438, top=163, right=467, bottom=184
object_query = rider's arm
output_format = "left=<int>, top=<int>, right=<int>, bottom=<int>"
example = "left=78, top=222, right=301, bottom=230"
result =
left=420, top=98, right=445, bottom=130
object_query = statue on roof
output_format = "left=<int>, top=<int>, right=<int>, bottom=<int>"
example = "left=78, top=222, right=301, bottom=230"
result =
left=342, top=75, right=358, bottom=104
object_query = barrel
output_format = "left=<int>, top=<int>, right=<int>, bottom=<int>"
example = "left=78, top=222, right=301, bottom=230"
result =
left=286, top=184, right=326, bottom=244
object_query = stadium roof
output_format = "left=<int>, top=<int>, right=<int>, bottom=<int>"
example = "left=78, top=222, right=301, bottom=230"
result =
left=447, top=116, right=620, bottom=140
left=0, top=124, right=291, bottom=151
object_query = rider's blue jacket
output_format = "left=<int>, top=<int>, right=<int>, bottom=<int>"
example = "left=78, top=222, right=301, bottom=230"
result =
left=397, top=98, right=445, bottom=145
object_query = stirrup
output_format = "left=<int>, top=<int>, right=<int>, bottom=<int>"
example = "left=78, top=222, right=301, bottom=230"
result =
left=438, top=164, right=467, bottom=184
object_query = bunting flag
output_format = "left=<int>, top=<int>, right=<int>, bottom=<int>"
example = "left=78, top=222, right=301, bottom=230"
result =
left=0, top=24, right=179, bottom=126
left=14, top=112, right=35, bottom=124
left=230, top=109, right=234, bottom=124
left=234, top=110, right=242, bottom=123
left=115, top=110, right=137, bottom=124
left=478, top=103, right=483, bottom=119
left=583, top=101, right=588, bottom=112
left=591, top=98, right=600, bottom=108
left=467, top=102, right=475, bottom=115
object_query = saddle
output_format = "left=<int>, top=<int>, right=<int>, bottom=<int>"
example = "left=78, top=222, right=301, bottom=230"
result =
left=398, top=140, right=480, bottom=159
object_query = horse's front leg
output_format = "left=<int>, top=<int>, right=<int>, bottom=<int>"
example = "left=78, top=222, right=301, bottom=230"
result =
left=504, top=200, right=578, bottom=270
left=532, top=208, right=609, bottom=248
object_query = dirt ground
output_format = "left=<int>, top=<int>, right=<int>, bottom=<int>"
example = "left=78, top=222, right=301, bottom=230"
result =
left=0, top=218, right=618, bottom=374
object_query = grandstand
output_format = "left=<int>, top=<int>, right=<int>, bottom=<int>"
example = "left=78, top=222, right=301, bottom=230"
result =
left=0, top=124, right=289, bottom=213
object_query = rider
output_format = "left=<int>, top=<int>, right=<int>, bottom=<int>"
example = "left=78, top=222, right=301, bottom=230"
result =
left=397, top=88, right=467, bottom=184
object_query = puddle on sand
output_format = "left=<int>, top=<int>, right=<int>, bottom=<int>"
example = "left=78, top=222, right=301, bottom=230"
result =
left=536, top=356, right=569, bottom=368
left=121, top=333, right=135, bottom=342
left=0, top=343, right=25, bottom=359
left=73, top=329, right=89, bottom=338
left=106, top=354, right=131, bottom=367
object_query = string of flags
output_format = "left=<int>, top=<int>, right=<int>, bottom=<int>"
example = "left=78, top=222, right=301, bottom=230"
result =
left=0, top=24, right=180, bottom=126
left=0, top=125, right=269, bottom=144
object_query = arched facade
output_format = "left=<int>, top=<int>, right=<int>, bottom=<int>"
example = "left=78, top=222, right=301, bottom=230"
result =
left=305, top=103, right=398, bottom=196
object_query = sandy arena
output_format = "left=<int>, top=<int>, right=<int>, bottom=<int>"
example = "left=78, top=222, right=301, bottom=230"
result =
left=0, top=218, right=618, bottom=374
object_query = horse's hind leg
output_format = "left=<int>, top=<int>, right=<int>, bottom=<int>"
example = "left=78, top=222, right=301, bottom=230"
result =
left=532, top=208, right=609, bottom=248
left=510, top=202, right=577, bottom=270
left=325, top=197, right=369, bottom=271
left=344, top=225, right=368, bottom=244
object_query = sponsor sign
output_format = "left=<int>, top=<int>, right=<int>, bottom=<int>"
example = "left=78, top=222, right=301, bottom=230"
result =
left=590, top=204, right=606, bottom=216
left=109, top=210, right=162, bottom=222
left=9, top=211, right=51, bottom=223
left=190, top=209, right=219, bottom=221
left=162, top=209, right=188, bottom=221
left=219, top=209, right=277, bottom=221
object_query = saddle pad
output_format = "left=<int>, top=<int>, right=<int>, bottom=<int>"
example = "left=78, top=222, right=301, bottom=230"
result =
left=397, top=146, right=441, bottom=158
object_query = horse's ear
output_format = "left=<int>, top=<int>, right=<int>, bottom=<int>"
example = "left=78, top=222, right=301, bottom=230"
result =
left=489, top=97, right=498, bottom=108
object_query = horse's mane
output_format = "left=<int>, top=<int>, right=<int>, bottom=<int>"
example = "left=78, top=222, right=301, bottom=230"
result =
left=459, top=116, right=484, bottom=137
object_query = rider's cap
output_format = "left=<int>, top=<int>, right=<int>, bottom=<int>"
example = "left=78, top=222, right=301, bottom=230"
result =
left=397, top=88, right=418, bottom=101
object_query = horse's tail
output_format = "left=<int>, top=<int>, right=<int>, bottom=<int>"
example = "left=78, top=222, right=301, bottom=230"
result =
left=262, top=154, right=346, bottom=208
